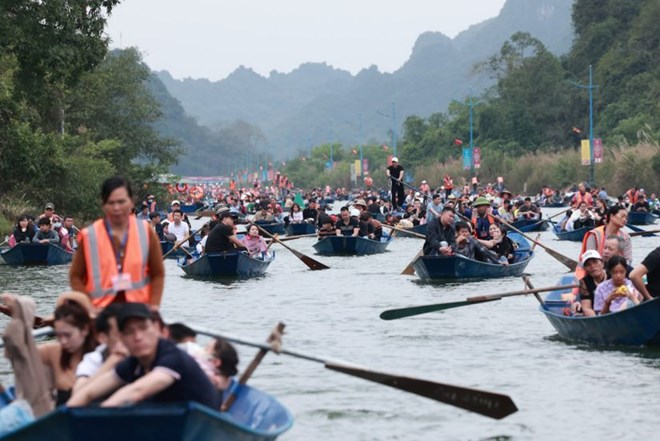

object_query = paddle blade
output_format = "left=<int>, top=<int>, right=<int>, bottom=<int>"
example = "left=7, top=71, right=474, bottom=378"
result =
left=380, top=299, right=500, bottom=320
left=325, top=362, right=518, bottom=420
left=401, top=250, right=423, bottom=275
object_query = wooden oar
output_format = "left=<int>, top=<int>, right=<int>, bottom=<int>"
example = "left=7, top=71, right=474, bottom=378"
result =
left=221, top=322, right=285, bottom=412
left=381, top=224, right=426, bottom=239
left=401, top=248, right=423, bottom=275
left=521, top=276, right=544, bottom=305
left=0, top=305, right=51, bottom=328
left=626, top=224, right=658, bottom=237
left=189, top=324, right=518, bottom=420
left=628, top=228, right=660, bottom=237
left=162, top=224, right=207, bottom=259
left=256, top=225, right=329, bottom=271
left=379, top=283, right=577, bottom=320
left=497, top=218, right=578, bottom=271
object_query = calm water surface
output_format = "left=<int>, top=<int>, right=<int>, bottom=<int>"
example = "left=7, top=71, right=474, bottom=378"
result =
left=1, top=207, right=659, bottom=440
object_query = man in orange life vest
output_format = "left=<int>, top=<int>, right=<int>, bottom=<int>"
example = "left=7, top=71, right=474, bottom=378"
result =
left=70, top=176, right=165, bottom=310
left=571, top=183, right=594, bottom=208
left=471, top=197, right=496, bottom=240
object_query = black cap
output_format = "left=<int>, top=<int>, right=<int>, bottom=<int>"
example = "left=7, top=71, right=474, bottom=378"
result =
left=117, top=303, right=152, bottom=331
left=217, top=208, right=237, bottom=219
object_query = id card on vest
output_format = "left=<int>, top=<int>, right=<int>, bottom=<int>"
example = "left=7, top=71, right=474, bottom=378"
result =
left=111, top=273, right=132, bottom=292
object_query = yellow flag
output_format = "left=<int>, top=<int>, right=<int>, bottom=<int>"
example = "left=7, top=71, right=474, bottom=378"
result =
left=581, top=140, right=591, bottom=166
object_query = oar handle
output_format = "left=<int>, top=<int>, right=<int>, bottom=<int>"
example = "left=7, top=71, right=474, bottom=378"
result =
left=466, top=284, right=577, bottom=302
left=382, top=224, right=426, bottom=239
left=221, top=322, right=285, bottom=412
left=162, top=223, right=207, bottom=259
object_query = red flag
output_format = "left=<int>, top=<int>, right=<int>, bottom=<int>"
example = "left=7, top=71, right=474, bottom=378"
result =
left=454, top=138, right=463, bottom=146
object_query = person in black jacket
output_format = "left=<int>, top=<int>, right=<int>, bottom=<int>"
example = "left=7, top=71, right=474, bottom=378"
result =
left=11, top=215, right=35, bottom=245
left=423, top=207, right=456, bottom=256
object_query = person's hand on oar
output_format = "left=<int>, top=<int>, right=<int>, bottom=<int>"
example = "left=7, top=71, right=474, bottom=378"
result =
left=221, top=322, right=285, bottom=412
left=163, top=224, right=208, bottom=259
left=189, top=324, right=518, bottom=420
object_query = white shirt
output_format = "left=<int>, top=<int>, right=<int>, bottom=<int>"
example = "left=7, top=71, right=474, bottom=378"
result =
left=168, top=221, right=190, bottom=247
left=75, top=344, right=106, bottom=378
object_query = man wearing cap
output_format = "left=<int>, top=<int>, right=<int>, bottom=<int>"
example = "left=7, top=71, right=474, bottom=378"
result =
left=578, top=250, right=607, bottom=317
left=67, top=303, right=220, bottom=409
left=386, top=157, right=405, bottom=211
left=471, top=197, right=496, bottom=241
left=204, top=209, right=246, bottom=253
left=39, top=202, right=63, bottom=224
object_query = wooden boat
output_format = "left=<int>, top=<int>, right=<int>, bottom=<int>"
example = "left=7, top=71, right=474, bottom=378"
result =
left=169, top=202, right=205, bottom=214
left=551, top=224, right=592, bottom=242
left=412, top=233, right=532, bottom=281
left=627, top=211, right=658, bottom=225
left=542, top=201, right=566, bottom=208
left=312, top=235, right=392, bottom=256
left=0, top=243, right=73, bottom=266
left=0, top=384, right=292, bottom=441
left=160, top=241, right=195, bottom=259
left=179, top=251, right=274, bottom=278
left=254, top=220, right=286, bottom=236
left=510, top=218, right=549, bottom=232
left=539, top=275, right=660, bottom=346
left=392, top=223, right=427, bottom=238
left=285, top=222, right=316, bottom=236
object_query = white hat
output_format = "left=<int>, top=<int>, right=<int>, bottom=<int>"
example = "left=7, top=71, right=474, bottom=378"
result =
left=392, top=157, right=398, bottom=162
left=421, top=180, right=427, bottom=184
left=581, top=250, right=602, bottom=265
left=171, top=200, right=181, bottom=206
left=350, top=208, right=361, bottom=217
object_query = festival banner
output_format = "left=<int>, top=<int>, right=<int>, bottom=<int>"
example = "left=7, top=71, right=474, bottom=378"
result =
left=362, top=158, right=369, bottom=174
left=350, top=163, right=356, bottom=181
left=462, top=147, right=473, bottom=170
left=473, top=147, right=481, bottom=169
left=581, top=139, right=591, bottom=165
left=354, top=159, right=361, bottom=176
left=593, top=138, right=603, bottom=163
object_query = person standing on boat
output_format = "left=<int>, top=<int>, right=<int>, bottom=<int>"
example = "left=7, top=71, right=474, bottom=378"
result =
left=630, top=246, right=660, bottom=301
left=423, top=207, right=456, bottom=256
left=386, top=157, right=405, bottom=211
left=443, top=174, right=454, bottom=200
left=39, top=202, right=63, bottom=224
left=67, top=303, right=220, bottom=409
left=69, top=176, right=165, bottom=310
left=167, top=210, right=190, bottom=248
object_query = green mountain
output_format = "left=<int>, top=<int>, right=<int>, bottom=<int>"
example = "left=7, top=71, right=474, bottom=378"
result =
left=156, top=0, right=575, bottom=163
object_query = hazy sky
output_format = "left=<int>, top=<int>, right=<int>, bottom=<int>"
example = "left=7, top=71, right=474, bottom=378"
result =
left=106, top=0, right=507, bottom=81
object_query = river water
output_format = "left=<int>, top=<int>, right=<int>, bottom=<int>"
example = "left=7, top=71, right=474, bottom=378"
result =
left=1, top=207, right=659, bottom=440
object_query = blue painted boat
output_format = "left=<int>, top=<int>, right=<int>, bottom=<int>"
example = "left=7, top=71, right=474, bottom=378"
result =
left=254, top=220, right=286, bottom=236
left=627, top=211, right=658, bottom=225
left=285, top=223, right=316, bottom=236
left=179, top=252, right=274, bottom=278
left=0, top=384, right=292, bottom=441
left=312, top=236, right=392, bottom=255
left=511, top=218, right=549, bottom=232
left=0, top=243, right=73, bottom=266
left=539, top=275, right=660, bottom=346
left=392, top=223, right=427, bottom=238
left=160, top=241, right=196, bottom=259
left=168, top=202, right=205, bottom=214
left=542, top=201, right=566, bottom=208
left=412, top=233, right=532, bottom=281
left=552, top=224, right=591, bottom=242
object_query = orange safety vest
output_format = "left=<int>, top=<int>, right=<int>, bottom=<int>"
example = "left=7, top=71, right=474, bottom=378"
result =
left=471, top=213, right=496, bottom=238
left=626, top=189, right=638, bottom=205
left=80, top=216, right=152, bottom=308
left=572, top=191, right=593, bottom=208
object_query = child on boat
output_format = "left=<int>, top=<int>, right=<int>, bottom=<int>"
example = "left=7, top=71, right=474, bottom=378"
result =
left=594, top=255, right=642, bottom=314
